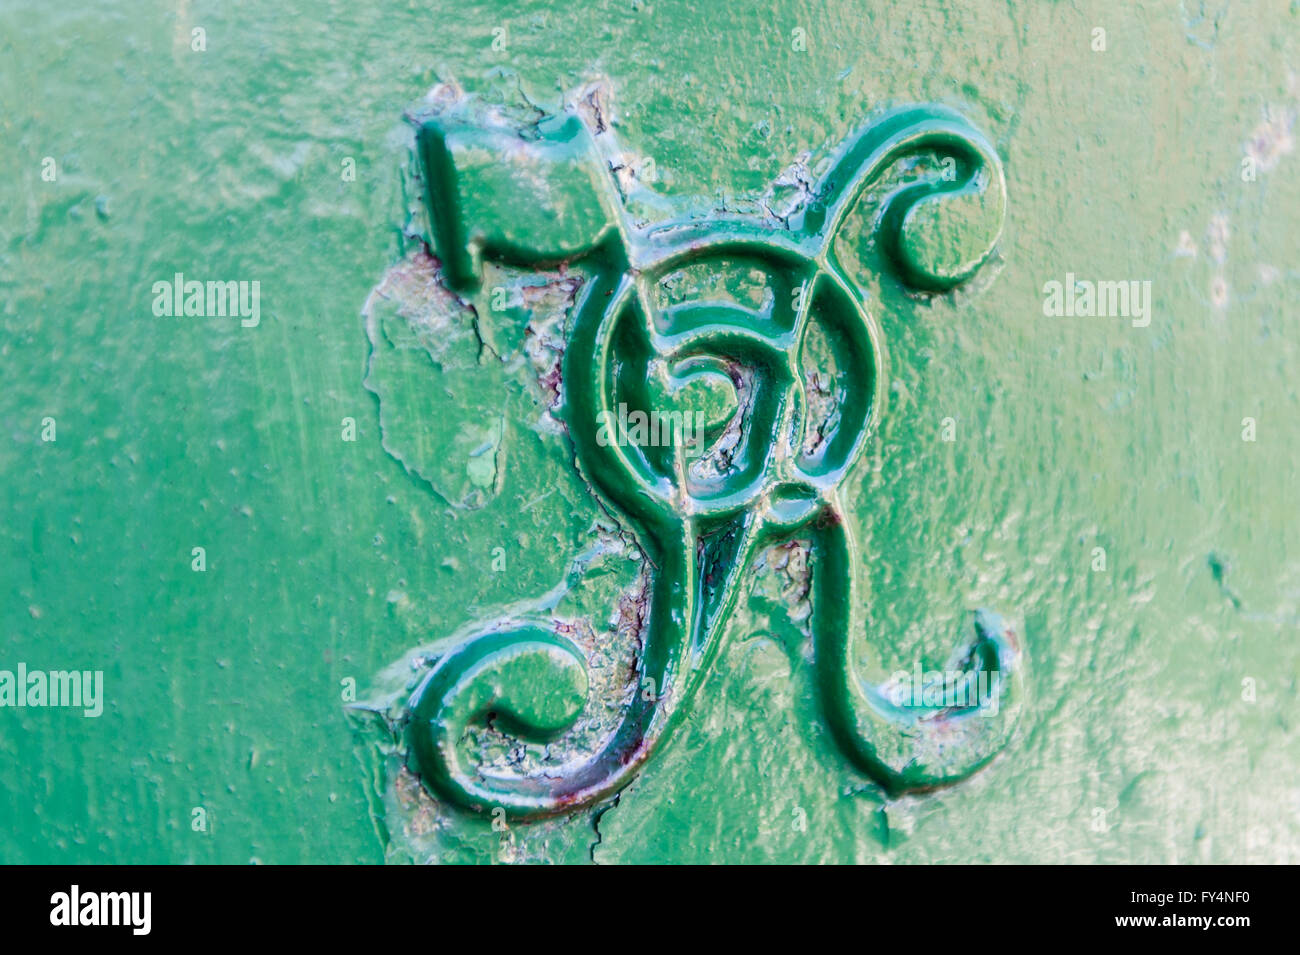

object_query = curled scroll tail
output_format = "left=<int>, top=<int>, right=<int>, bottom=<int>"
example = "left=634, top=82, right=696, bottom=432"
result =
left=407, top=626, right=592, bottom=813
left=803, top=105, right=1007, bottom=292
left=406, top=538, right=696, bottom=817
left=809, top=506, right=1025, bottom=795
left=407, top=624, right=667, bottom=817
left=406, top=517, right=758, bottom=818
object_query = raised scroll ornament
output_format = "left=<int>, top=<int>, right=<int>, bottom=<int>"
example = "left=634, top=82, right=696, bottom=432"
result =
left=404, top=99, right=1022, bottom=816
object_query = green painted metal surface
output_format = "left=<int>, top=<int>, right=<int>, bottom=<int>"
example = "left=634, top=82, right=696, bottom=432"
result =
left=2, top=0, right=1298, bottom=864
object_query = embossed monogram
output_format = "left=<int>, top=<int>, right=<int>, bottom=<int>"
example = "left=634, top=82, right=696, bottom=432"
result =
left=404, top=97, right=1024, bottom=816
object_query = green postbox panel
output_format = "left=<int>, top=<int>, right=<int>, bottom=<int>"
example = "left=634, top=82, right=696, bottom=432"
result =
left=2, top=0, right=1298, bottom=866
